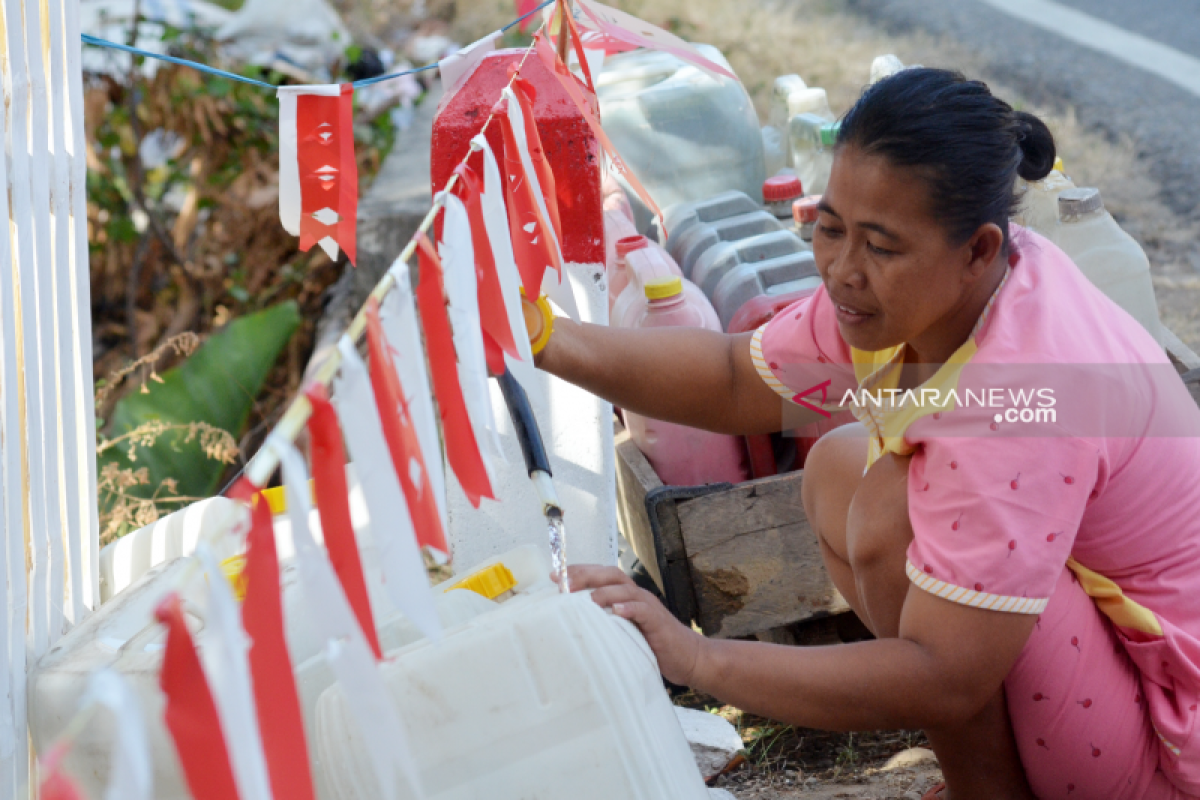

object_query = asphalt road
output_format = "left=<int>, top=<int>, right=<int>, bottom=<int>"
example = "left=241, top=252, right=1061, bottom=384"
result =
left=843, top=0, right=1200, bottom=224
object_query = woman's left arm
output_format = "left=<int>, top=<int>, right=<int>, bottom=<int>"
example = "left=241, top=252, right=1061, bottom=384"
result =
left=569, top=566, right=1035, bottom=732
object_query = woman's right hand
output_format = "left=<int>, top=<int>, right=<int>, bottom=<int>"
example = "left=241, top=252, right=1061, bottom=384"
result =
left=558, top=564, right=705, bottom=687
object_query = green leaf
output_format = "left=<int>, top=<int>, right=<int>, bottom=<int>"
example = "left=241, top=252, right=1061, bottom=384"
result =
left=99, top=301, right=301, bottom=505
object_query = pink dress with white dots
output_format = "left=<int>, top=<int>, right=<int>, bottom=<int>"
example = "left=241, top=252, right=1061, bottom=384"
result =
left=752, top=227, right=1200, bottom=798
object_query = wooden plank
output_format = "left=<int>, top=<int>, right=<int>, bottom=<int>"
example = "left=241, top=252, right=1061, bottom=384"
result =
left=678, top=471, right=849, bottom=639
left=614, top=419, right=665, bottom=590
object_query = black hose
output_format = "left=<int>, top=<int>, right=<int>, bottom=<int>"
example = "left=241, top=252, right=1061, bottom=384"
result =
left=497, top=368, right=552, bottom=477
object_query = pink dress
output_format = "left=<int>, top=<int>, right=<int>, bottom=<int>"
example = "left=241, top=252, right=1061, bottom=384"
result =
left=753, top=227, right=1200, bottom=798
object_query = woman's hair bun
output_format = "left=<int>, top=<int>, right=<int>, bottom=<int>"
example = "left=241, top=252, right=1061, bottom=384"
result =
left=1014, top=110, right=1056, bottom=181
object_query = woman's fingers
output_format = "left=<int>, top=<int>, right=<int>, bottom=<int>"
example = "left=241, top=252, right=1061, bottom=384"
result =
left=554, top=564, right=634, bottom=592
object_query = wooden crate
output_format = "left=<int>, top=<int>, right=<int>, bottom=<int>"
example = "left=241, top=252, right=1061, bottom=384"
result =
left=615, top=422, right=848, bottom=640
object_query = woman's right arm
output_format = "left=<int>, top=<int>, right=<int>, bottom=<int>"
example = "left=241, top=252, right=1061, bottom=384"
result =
left=535, top=316, right=824, bottom=436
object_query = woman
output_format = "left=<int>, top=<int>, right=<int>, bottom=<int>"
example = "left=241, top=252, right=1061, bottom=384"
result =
left=524, top=69, right=1200, bottom=798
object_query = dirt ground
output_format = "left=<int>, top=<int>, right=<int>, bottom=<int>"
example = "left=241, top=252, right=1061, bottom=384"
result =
left=442, top=0, right=1200, bottom=795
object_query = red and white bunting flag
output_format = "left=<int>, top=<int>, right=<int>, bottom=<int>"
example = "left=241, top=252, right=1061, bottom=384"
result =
left=331, top=335, right=445, bottom=639
left=156, top=592, right=242, bottom=800
left=305, top=385, right=383, bottom=658
left=38, top=744, right=84, bottom=800
left=494, top=89, right=581, bottom=321
left=381, top=257, right=448, bottom=533
left=415, top=234, right=496, bottom=507
left=471, top=134, right=542, bottom=396
left=81, top=670, right=154, bottom=800
left=195, top=543, right=273, bottom=800
left=227, top=478, right=317, bottom=800
left=440, top=194, right=506, bottom=471
left=572, top=0, right=738, bottom=81
left=453, top=161, right=520, bottom=375
left=278, top=84, right=359, bottom=264
left=365, top=299, right=450, bottom=559
left=268, top=435, right=424, bottom=800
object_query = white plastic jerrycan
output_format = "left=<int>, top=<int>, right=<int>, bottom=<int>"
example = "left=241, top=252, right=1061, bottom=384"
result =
left=1047, top=186, right=1163, bottom=345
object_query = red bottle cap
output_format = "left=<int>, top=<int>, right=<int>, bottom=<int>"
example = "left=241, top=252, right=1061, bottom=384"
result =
left=793, top=195, right=821, bottom=225
left=615, top=235, right=649, bottom=257
left=763, top=175, right=804, bottom=203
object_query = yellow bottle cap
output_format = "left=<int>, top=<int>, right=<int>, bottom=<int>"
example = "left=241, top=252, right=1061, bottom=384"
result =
left=448, top=562, right=517, bottom=600
left=644, top=276, right=683, bottom=300
left=260, top=479, right=316, bottom=515
left=1053, top=156, right=1065, bottom=173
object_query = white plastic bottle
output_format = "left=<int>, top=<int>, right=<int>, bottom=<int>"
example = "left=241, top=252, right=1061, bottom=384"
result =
left=1048, top=187, right=1163, bottom=344
left=789, top=115, right=838, bottom=195
left=1014, top=158, right=1074, bottom=235
left=869, top=54, right=905, bottom=84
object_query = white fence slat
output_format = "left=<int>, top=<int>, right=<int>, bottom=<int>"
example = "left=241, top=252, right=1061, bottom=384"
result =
left=0, top=9, right=33, bottom=792
left=63, top=0, right=101, bottom=612
left=46, top=0, right=87, bottom=629
left=23, top=0, right=69, bottom=652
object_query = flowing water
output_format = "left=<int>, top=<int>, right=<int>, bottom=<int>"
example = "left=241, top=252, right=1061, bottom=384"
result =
left=548, top=514, right=569, bottom=594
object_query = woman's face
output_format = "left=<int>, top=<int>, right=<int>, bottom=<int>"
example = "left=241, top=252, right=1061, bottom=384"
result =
left=813, top=145, right=989, bottom=359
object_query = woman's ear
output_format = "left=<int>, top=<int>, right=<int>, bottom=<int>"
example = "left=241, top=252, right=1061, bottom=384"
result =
left=964, top=223, right=1006, bottom=280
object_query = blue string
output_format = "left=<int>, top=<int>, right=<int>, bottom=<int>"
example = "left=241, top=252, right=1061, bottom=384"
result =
left=80, top=0, right=557, bottom=91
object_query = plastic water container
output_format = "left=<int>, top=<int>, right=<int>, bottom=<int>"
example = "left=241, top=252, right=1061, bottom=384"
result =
left=668, top=211, right=784, bottom=279
left=654, top=190, right=759, bottom=246
left=315, top=583, right=710, bottom=800
left=765, top=75, right=835, bottom=165
left=789, top=114, right=839, bottom=196
left=623, top=277, right=749, bottom=485
left=610, top=236, right=686, bottom=329
left=1014, top=164, right=1075, bottom=235
left=597, top=45, right=766, bottom=233
left=1047, top=187, right=1163, bottom=344
left=30, top=505, right=549, bottom=799
left=870, top=54, right=905, bottom=84
left=690, top=229, right=810, bottom=300
left=605, top=215, right=641, bottom=305
left=712, top=256, right=822, bottom=330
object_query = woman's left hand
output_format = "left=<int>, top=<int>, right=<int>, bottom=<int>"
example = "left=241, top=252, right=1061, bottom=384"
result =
left=559, top=564, right=705, bottom=687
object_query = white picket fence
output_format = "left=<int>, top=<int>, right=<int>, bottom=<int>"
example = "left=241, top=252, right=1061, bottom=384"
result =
left=1, top=0, right=100, bottom=790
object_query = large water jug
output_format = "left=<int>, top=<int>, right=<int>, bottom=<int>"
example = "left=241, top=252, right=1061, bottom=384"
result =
left=610, top=236, right=686, bottom=328
left=655, top=190, right=759, bottom=246
left=315, top=583, right=710, bottom=800
left=712, top=254, right=821, bottom=330
left=669, top=211, right=785, bottom=279
left=29, top=501, right=547, bottom=799
left=597, top=45, right=765, bottom=233
left=690, top=229, right=810, bottom=300
left=623, top=277, right=749, bottom=485
left=1047, top=187, right=1163, bottom=344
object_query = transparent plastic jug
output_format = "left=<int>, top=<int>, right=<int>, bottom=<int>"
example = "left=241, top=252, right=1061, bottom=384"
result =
left=623, top=277, right=749, bottom=485
left=690, top=229, right=809, bottom=300
left=605, top=215, right=641, bottom=307
left=597, top=45, right=766, bottom=233
left=1047, top=187, right=1163, bottom=344
left=789, top=114, right=839, bottom=196
left=655, top=191, right=760, bottom=246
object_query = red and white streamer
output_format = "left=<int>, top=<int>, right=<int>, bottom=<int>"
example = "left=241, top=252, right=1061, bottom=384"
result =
left=268, top=434, right=423, bottom=800
left=332, top=336, right=444, bottom=638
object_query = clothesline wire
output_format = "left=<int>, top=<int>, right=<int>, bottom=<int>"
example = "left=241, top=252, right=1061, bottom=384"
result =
left=80, top=0, right=557, bottom=91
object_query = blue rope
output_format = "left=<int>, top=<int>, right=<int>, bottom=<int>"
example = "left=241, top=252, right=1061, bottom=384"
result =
left=80, top=0, right=557, bottom=91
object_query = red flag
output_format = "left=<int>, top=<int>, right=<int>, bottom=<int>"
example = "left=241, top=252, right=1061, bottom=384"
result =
left=228, top=478, right=316, bottom=800
left=493, top=95, right=562, bottom=296
left=364, top=298, right=450, bottom=555
left=155, top=592, right=241, bottom=800
left=278, top=84, right=359, bottom=264
left=533, top=33, right=665, bottom=230
left=415, top=233, right=495, bottom=506
left=454, top=163, right=520, bottom=374
left=304, top=386, right=383, bottom=659
left=38, top=744, right=84, bottom=800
